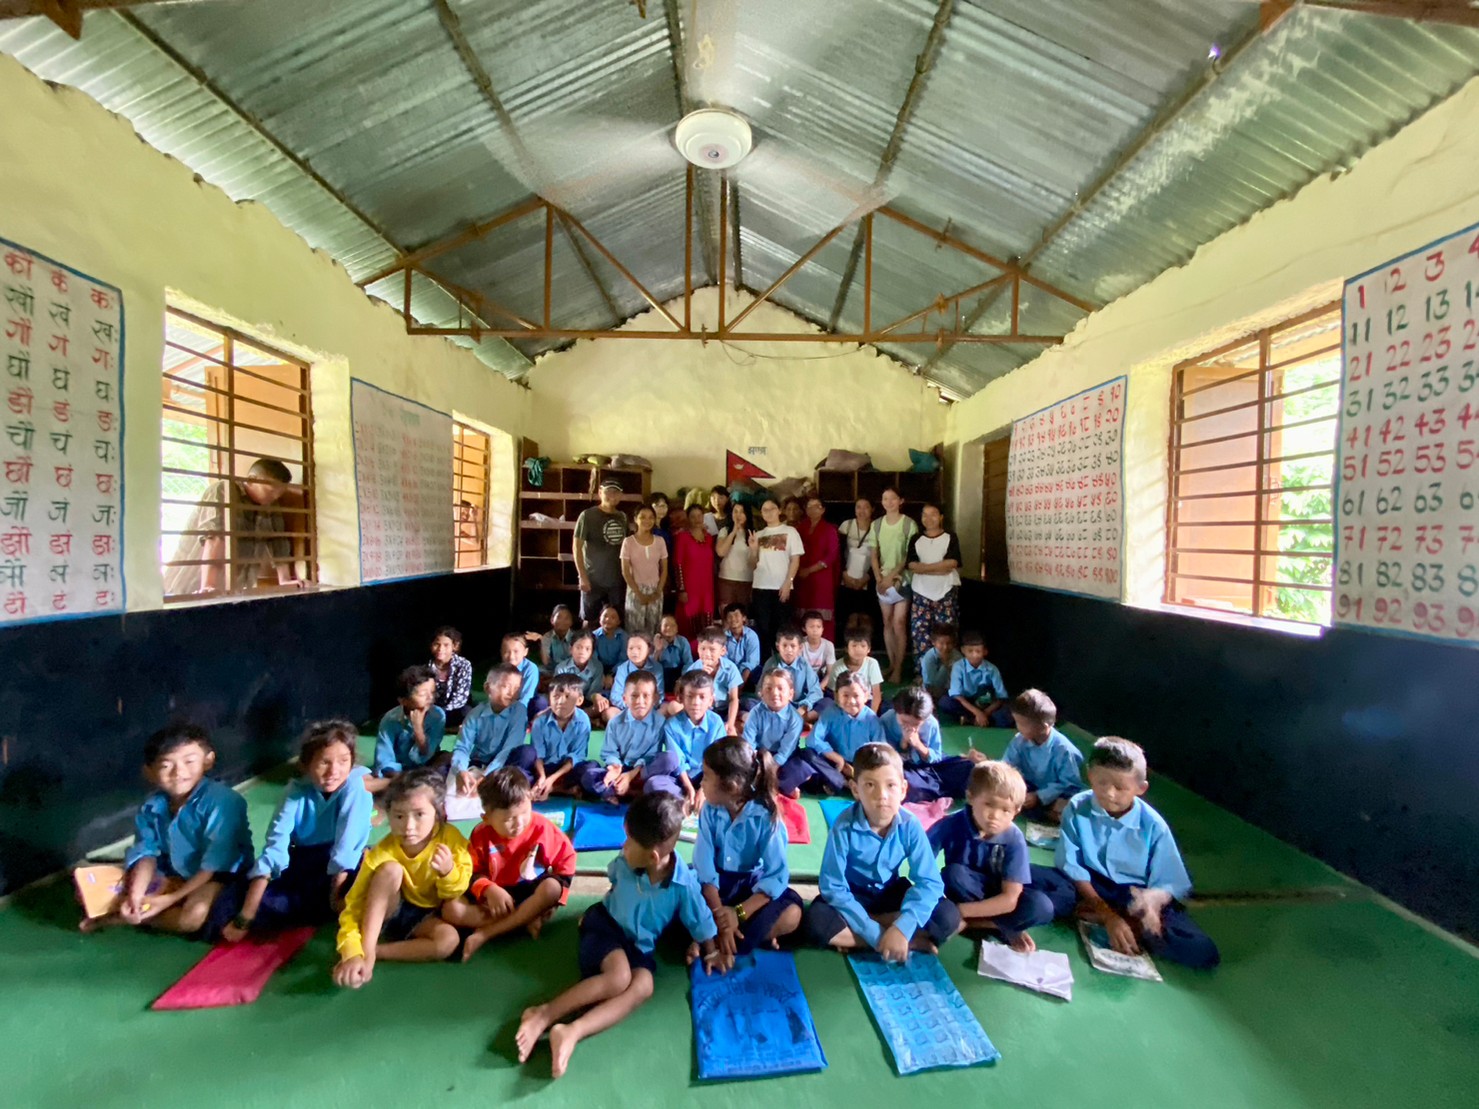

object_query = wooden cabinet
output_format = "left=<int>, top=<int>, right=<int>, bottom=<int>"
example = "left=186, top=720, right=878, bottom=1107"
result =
left=813, top=465, right=946, bottom=526
left=517, top=463, right=650, bottom=591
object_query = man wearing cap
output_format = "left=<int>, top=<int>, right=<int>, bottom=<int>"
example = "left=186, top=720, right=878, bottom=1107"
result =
left=572, top=480, right=630, bottom=625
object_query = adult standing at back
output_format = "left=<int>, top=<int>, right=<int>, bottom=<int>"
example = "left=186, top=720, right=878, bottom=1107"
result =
left=747, top=495, right=803, bottom=656
left=906, top=503, right=963, bottom=658
left=869, top=486, right=919, bottom=685
left=573, top=480, right=630, bottom=628
left=793, top=495, right=840, bottom=640
left=837, top=496, right=880, bottom=645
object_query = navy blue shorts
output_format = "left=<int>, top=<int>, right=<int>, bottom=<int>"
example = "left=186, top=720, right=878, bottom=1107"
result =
left=578, top=903, right=656, bottom=978
left=381, top=900, right=434, bottom=944
left=465, top=877, right=564, bottom=909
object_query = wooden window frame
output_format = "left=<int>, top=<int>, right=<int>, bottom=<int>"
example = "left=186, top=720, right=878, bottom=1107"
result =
left=979, top=434, right=1011, bottom=582
left=454, top=421, right=492, bottom=570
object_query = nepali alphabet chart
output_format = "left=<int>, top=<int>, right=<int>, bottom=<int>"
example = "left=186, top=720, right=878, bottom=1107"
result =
left=1006, top=376, right=1126, bottom=601
left=1336, top=220, right=1479, bottom=647
left=1, top=238, right=124, bottom=625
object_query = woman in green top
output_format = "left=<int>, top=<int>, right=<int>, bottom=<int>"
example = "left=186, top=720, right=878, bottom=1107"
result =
left=868, top=486, right=919, bottom=684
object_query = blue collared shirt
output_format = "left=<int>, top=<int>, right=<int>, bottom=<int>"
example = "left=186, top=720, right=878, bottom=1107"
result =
left=604, top=853, right=718, bottom=951
left=374, top=704, right=448, bottom=776
left=609, top=658, right=666, bottom=709
left=125, top=778, right=253, bottom=878
left=948, top=657, right=1008, bottom=702
left=808, top=703, right=884, bottom=761
left=743, top=703, right=802, bottom=763
left=541, top=629, right=576, bottom=671
left=512, top=658, right=541, bottom=707
left=248, top=766, right=373, bottom=880
left=927, top=809, right=1031, bottom=897
left=684, top=657, right=744, bottom=707
left=530, top=710, right=592, bottom=766
left=1003, top=728, right=1084, bottom=805
left=663, top=710, right=727, bottom=774
left=818, top=803, right=943, bottom=949
left=693, top=800, right=790, bottom=899
left=600, top=709, right=665, bottom=768
left=880, top=710, right=943, bottom=765
left=724, top=627, right=761, bottom=675
left=917, top=647, right=959, bottom=694
left=555, top=657, right=604, bottom=698
left=762, top=654, right=822, bottom=710
left=451, top=701, right=529, bottom=773
left=592, top=627, right=629, bottom=671
left=657, top=635, right=694, bottom=674
left=1056, top=792, right=1192, bottom=900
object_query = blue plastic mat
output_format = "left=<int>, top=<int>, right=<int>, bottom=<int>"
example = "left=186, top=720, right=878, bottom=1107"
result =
left=690, top=951, right=827, bottom=1081
left=532, top=799, right=575, bottom=832
left=848, top=953, right=1001, bottom=1075
left=570, top=804, right=629, bottom=851
left=819, top=797, right=853, bottom=829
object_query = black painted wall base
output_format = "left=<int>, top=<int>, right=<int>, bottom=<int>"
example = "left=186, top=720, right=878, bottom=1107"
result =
left=0, top=569, right=511, bottom=897
left=959, top=580, right=1479, bottom=941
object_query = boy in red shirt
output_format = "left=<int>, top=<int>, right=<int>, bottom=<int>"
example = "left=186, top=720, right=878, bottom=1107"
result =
left=443, top=768, right=577, bottom=960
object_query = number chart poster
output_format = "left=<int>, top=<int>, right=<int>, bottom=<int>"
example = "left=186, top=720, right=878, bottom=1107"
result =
left=1336, top=219, right=1479, bottom=646
left=1, top=238, right=124, bottom=625
left=1005, top=377, right=1126, bottom=600
left=350, top=379, right=453, bottom=584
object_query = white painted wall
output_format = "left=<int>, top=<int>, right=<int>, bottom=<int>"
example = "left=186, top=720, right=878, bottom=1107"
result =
left=526, top=287, right=949, bottom=498
left=0, top=55, right=530, bottom=608
left=947, top=74, right=1479, bottom=606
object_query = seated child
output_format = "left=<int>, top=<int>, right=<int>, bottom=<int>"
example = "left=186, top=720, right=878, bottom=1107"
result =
left=604, top=632, right=665, bottom=725
left=916, top=623, right=960, bottom=706
left=761, top=624, right=823, bottom=724
left=556, top=633, right=606, bottom=721
left=693, top=737, right=804, bottom=966
left=1031, top=738, right=1220, bottom=969
left=882, top=687, right=980, bottom=803
left=826, top=629, right=884, bottom=712
left=429, top=625, right=474, bottom=730
left=580, top=671, right=665, bottom=802
left=509, top=673, right=591, bottom=800
left=514, top=793, right=719, bottom=1078
left=531, top=603, right=577, bottom=672
left=81, top=724, right=252, bottom=936
left=784, top=672, right=883, bottom=796
left=805, top=743, right=961, bottom=960
left=722, top=603, right=761, bottom=685
left=647, top=671, right=726, bottom=811
left=944, top=631, right=1012, bottom=727
left=332, top=767, right=471, bottom=987
left=451, top=665, right=530, bottom=797
left=653, top=613, right=694, bottom=692
left=929, top=761, right=1052, bottom=953
left=672, top=625, right=743, bottom=734
left=222, top=719, right=372, bottom=941
left=503, top=632, right=548, bottom=717
left=591, top=603, right=629, bottom=682
left=741, top=668, right=803, bottom=781
left=1002, top=688, right=1084, bottom=823
left=445, top=768, right=577, bottom=960
left=373, top=665, right=448, bottom=787
left=799, top=610, right=836, bottom=683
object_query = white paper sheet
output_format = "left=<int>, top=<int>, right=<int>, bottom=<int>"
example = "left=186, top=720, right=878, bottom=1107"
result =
left=976, top=940, right=1074, bottom=1001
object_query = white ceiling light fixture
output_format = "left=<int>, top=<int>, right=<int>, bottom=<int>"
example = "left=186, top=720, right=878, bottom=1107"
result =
left=673, top=108, right=753, bottom=169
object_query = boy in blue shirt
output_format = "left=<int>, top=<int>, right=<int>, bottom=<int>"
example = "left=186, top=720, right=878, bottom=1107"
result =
left=654, top=614, right=694, bottom=691
left=556, top=633, right=605, bottom=721
left=509, top=673, right=591, bottom=800
left=916, top=623, right=960, bottom=706
left=591, top=603, right=629, bottom=680
left=944, top=631, right=1013, bottom=727
left=581, top=671, right=665, bottom=801
left=514, top=792, right=719, bottom=1078
left=722, top=603, right=761, bottom=685
left=761, top=624, right=823, bottom=723
left=883, top=686, right=980, bottom=802
left=674, top=626, right=743, bottom=735
left=742, top=668, right=803, bottom=779
left=373, top=665, right=448, bottom=784
left=805, top=743, right=961, bottom=960
left=647, top=671, right=726, bottom=809
left=784, top=671, right=882, bottom=796
left=1002, top=688, right=1084, bottom=823
left=604, top=633, right=666, bottom=723
left=929, top=761, right=1052, bottom=953
left=81, top=724, right=252, bottom=937
left=452, top=665, right=529, bottom=797
left=502, top=632, right=548, bottom=717
left=1032, top=737, right=1219, bottom=969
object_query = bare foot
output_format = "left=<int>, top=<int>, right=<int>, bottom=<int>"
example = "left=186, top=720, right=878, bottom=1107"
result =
left=78, top=915, right=109, bottom=934
left=526, top=909, right=554, bottom=939
left=548, top=1023, right=578, bottom=1079
left=462, top=927, right=492, bottom=962
left=515, top=1005, right=551, bottom=1063
left=909, top=935, right=938, bottom=955
left=1008, top=932, right=1036, bottom=954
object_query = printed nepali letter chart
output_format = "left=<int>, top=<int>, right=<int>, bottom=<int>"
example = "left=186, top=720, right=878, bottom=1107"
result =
left=1, top=238, right=124, bottom=624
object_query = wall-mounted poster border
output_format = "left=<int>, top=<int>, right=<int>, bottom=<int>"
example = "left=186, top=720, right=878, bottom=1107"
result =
left=1005, top=376, right=1127, bottom=602
left=0, top=235, right=125, bottom=625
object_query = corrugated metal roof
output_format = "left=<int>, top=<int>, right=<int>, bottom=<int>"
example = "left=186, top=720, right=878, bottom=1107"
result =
left=4, top=0, right=1478, bottom=395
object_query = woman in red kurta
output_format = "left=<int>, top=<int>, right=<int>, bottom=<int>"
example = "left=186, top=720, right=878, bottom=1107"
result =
left=793, top=495, right=841, bottom=639
left=672, top=503, right=717, bottom=638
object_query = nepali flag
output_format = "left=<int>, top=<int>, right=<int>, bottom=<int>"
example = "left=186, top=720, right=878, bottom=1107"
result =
left=726, top=450, right=774, bottom=482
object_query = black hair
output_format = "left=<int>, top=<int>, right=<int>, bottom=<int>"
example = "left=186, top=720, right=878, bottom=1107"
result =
left=710, top=484, right=729, bottom=498
left=383, top=766, right=445, bottom=816
left=549, top=672, right=586, bottom=698
left=246, top=457, right=291, bottom=483
left=571, top=631, right=595, bottom=647
left=501, top=631, right=528, bottom=647
left=696, top=624, right=727, bottom=646
left=624, top=669, right=659, bottom=693
left=726, top=500, right=749, bottom=532
left=761, top=666, right=794, bottom=691
left=1011, top=688, right=1058, bottom=726
left=486, top=662, right=522, bottom=687
left=1087, top=736, right=1148, bottom=781
left=801, top=610, right=824, bottom=626
left=852, top=742, right=903, bottom=776
left=929, top=623, right=957, bottom=642
left=626, top=632, right=654, bottom=656
left=626, top=791, right=684, bottom=848
left=722, top=602, right=748, bottom=619
left=600, top=602, right=623, bottom=623
left=550, top=603, right=574, bottom=623
left=477, top=766, right=531, bottom=811
left=432, top=625, right=463, bottom=648
left=775, top=624, right=803, bottom=645
left=143, top=723, right=212, bottom=765
left=703, top=737, right=779, bottom=821
left=679, top=670, right=715, bottom=695
left=843, top=628, right=872, bottom=647
left=397, top=665, right=437, bottom=699
left=892, top=685, right=934, bottom=719
left=959, top=630, right=986, bottom=649
left=298, top=718, right=358, bottom=767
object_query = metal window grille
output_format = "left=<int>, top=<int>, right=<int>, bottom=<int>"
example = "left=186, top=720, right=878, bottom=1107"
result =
left=454, top=422, right=491, bottom=569
left=980, top=436, right=1011, bottom=581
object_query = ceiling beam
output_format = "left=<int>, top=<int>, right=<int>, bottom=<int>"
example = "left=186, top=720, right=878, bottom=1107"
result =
left=0, top=0, right=229, bottom=38
left=827, top=0, right=956, bottom=331
left=663, top=0, right=718, bottom=283
left=1301, top=0, right=1479, bottom=28
left=355, top=197, right=544, bottom=288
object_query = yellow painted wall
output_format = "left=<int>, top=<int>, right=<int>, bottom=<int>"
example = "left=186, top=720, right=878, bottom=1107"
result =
left=0, top=54, right=530, bottom=609
left=947, top=73, right=1479, bottom=608
left=526, top=287, right=948, bottom=497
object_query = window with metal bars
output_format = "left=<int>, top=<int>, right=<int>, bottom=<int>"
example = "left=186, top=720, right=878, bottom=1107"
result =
left=160, top=308, right=317, bottom=600
left=454, top=422, right=491, bottom=569
left=980, top=435, right=1010, bottom=582
left=1165, top=302, right=1340, bottom=625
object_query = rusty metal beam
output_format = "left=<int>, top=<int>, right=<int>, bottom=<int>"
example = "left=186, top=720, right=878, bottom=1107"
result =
left=556, top=211, right=622, bottom=321
left=407, top=325, right=1066, bottom=344
left=1301, top=0, right=1479, bottom=27
left=417, top=269, right=538, bottom=333
left=0, top=0, right=232, bottom=35
left=870, top=272, right=1013, bottom=341
left=355, top=197, right=544, bottom=288
left=663, top=0, right=718, bottom=283
left=560, top=209, right=684, bottom=331
left=725, top=219, right=851, bottom=332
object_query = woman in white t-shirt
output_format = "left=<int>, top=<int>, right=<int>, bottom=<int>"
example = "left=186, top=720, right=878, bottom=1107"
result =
left=837, top=497, right=880, bottom=648
left=714, top=500, right=755, bottom=610
left=746, top=496, right=804, bottom=658
left=868, top=487, right=919, bottom=685
left=906, top=502, right=963, bottom=658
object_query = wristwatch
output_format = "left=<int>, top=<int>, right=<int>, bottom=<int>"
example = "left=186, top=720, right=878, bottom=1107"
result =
left=734, top=904, right=748, bottom=925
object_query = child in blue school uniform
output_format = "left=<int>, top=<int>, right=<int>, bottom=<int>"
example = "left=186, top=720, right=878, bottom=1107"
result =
left=581, top=670, right=666, bottom=802
left=646, top=671, right=727, bottom=810
left=722, top=602, right=761, bottom=686
left=80, top=724, right=252, bottom=937
left=531, top=603, right=577, bottom=672
left=591, top=603, right=630, bottom=684
left=509, top=673, right=591, bottom=800
left=692, top=737, right=804, bottom=964
left=760, top=624, right=823, bottom=724
left=805, top=743, right=961, bottom=959
left=514, top=792, right=720, bottom=1079
left=1002, top=688, right=1084, bottom=823
left=883, top=686, right=981, bottom=803
left=654, top=613, right=694, bottom=693
left=929, top=760, right=1052, bottom=953
left=219, top=719, right=373, bottom=941
left=943, top=631, right=1013, bottom=727
left=916, top=623, right=960, bottom=707
left=372, top=665, right=449, bottom=787
left=502, top=632, right=548, bottom=717
left=783, top=672, right=883, bottom=796
left=451, top=665, right=529, bottom=799
left=742, top=668, right=804, bottom=786
left=602, top=633, right=666, bottom=724
left=556, top=633, right=606, bottom=724
left=1031, top=737, right=1220, bottom=969
left=672, top=625, right=743, bottom=735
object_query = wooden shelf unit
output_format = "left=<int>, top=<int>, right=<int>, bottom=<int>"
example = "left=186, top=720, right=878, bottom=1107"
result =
left=812, top=466, right=946, bottom=526
left=517, top=463, right=650, bottom=592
